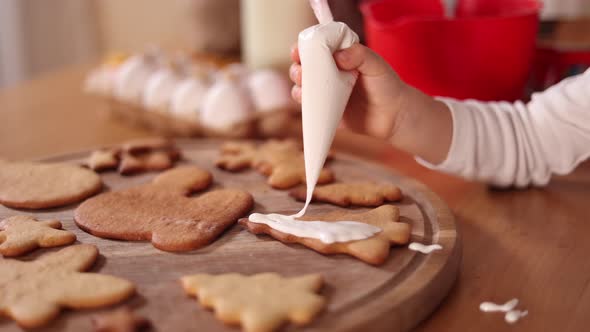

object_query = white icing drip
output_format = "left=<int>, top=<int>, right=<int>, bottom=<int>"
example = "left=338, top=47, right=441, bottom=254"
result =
left=408, top=242, right=443, bottom=254
left=295, top=0, right=359, bottom=217
left=248, top=213, right=381, bottom=244
left=480, top=299, right=528, bottom=324
left=479, top=299, right=519, bottom=313
left=505, top=310, right=528, bottom=324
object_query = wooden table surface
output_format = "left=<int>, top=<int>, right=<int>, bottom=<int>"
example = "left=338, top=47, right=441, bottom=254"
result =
left=1, top=65, right=589, bottom=331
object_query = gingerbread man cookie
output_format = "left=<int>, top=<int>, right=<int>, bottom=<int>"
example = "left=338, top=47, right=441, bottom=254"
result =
left=290, top=182, right=403, bottom=207
left=0, top=160, right=102, bottom=209
left=75, top=166, right=254, bottom=251
left=0, top=244, right=135, bottom=328
left=240, top=205, right=411, bottom=265
left=181, top=272, right=325, bottom=332
left=216, top=140, right=334, bottom=189
left=84, top=137, right=181, bottom=175
left=0, top=215, right=76, bottom=257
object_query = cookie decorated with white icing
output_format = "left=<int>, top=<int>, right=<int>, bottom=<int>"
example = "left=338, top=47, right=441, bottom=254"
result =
left=240, top=205, right=411, bottom=265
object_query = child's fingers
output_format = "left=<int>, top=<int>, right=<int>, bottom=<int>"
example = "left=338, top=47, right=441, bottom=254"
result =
left=291, top=85, right=302, bottom=103
left=334, top=43, right=389, bottom=77
left=289, top=63, right=302, bottom=86
left=290, top=45, right=301, bottom=64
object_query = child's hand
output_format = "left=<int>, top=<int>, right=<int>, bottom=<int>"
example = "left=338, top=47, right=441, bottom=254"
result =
left=290, top=43, right=405, bottom=140
left=289, top=43, right=452, bottom=164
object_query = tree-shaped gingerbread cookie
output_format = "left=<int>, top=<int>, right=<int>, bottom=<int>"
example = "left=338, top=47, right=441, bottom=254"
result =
left=75, top=166, right=254, bottom=251
left=181, top=272, right=325, bottom=332
left=216, top=140, right=334, bottom=189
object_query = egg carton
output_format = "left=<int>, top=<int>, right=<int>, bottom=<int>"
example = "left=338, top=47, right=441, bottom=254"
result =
left=104, top=98, right=301, bottom=139
left=85, top=49, right=301, bottom=139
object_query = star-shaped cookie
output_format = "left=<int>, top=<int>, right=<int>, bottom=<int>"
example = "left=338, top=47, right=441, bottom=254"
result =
left=0, top=244, right=135, bottom=328
left=0, top=215, right=76, bottom=256
left=181, top=273, right=325, bottom=332
left=216, top=140, right=334, bottom=189
left=75, top=166, right=254, bottom=251
left=240, top=205, right=411, bottom=265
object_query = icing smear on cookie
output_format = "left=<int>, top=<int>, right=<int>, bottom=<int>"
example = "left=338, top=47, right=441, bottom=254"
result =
left=248, top=213, right=381, bottom=244
left=247, top=0, right=374, bottom=243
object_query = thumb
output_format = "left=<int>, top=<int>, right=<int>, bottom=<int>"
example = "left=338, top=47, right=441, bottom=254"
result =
left=334, top=44, right=390, bottom=77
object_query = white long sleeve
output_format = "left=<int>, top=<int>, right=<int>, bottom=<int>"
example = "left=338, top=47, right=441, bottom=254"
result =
left=417, top=69, right=590, bottom=187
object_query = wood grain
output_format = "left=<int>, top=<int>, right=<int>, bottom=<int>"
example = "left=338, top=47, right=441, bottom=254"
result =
left=3, top=66, right=590, bottom=331
left=0, top=140, right=459, bottom=332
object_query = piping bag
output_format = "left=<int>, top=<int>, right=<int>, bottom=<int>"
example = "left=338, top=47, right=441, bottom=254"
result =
left=294, top=0, right=359, bottom=217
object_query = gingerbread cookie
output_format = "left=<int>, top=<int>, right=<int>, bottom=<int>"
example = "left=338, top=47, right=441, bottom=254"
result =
left=290, top=182, right=403, bottom=207
left=216, top=140, right=334, bottom=189
left=0, top=215, right=76, bottom=256
left=0, top=161, right=102, bottom=209
left=240, top=205, right=411, bottom=265
left=83, top=137, right=181, bottom=175
left=86, top=149, right=119, bottom=171
left=0, top=244, right=135, bottom=328
left=181, top=273, right=325, bottom=332
left=75, top=166, right=254, bottom=251
left=92, top=307, right=150, bottom=332
left=121, top=137, right=174, bottom=153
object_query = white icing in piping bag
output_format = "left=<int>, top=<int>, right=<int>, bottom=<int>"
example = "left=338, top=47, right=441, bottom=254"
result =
left=246, top=0, right=372, bottom=244
left=294, top=0, right=359, bottom=217
left=309, top=0, right=334, bottom=24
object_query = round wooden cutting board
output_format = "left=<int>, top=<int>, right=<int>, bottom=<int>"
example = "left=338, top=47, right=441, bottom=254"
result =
left=0, top=140, right=460, bottom=332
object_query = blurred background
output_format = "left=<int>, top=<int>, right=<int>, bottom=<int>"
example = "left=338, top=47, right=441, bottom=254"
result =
left=1, top=0, right=590, bottom=95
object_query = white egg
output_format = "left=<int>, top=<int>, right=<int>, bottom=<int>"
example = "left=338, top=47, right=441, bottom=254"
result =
left=170, top=78, right=210, bottom=119
left=247, top=69, right=294, bottom=113
left=200, top=79, right=254, bottom=130
left=142, top=69, right=184, bottom=111
left=113, top=55, right=158, bottom=103
left=84, top=66, right=118, bottom=96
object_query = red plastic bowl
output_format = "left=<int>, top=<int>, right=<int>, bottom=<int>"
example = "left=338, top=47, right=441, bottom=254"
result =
left=361, top=0, right=541, bottom=101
